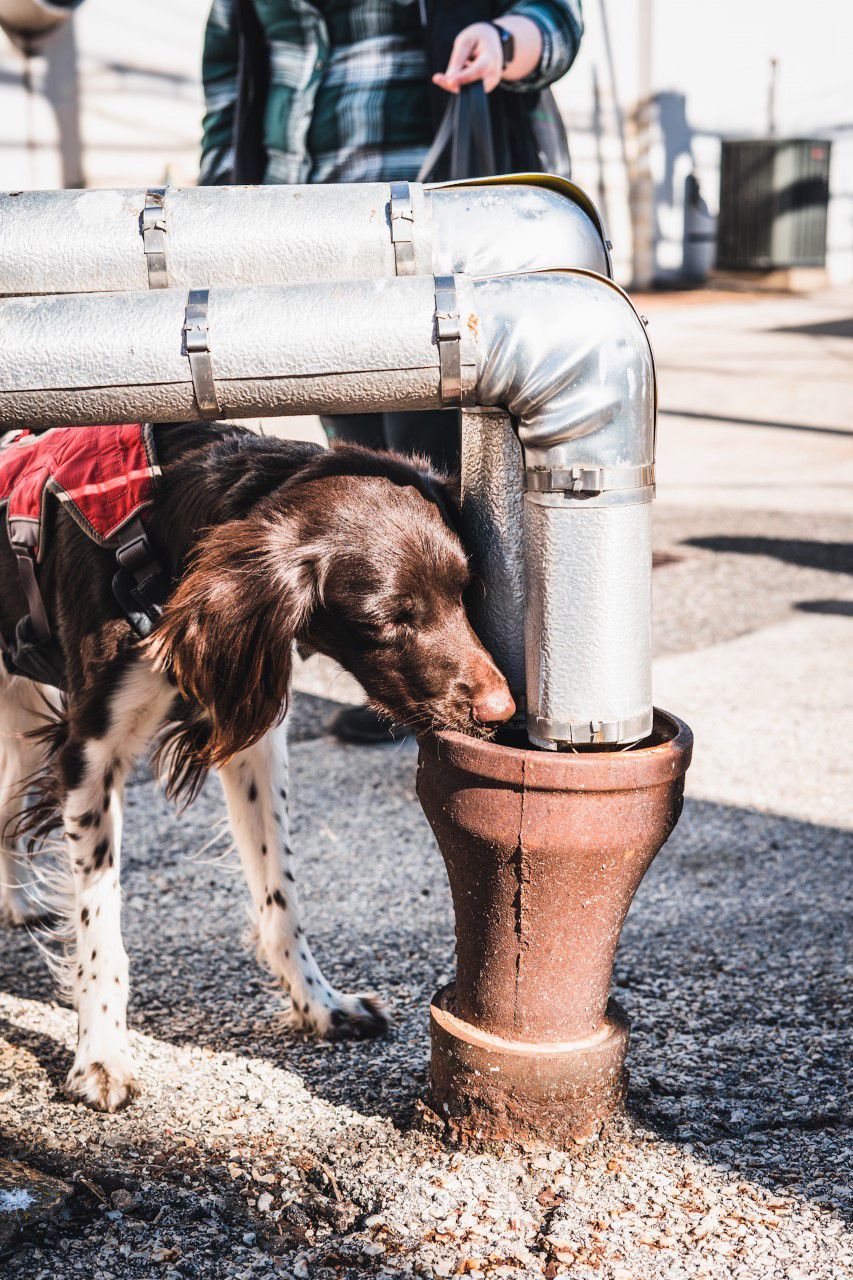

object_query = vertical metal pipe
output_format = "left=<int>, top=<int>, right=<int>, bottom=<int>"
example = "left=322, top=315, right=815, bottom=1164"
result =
left=523, top=500, right=653, bottom=748
left=469, top=271, right=656, bottom=747
left=459, top=408, right=526, bottom=710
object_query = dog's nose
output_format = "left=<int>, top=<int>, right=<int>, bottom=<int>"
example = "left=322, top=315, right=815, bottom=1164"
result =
left=472, top=679, right=516, bottom=725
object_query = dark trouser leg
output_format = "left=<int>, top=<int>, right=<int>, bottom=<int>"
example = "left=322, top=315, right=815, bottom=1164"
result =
left=320, top=413, right=386, bottom=450
left=321, top=410, right=460, bottom=475
left=383, top=409, right=460, bottom=474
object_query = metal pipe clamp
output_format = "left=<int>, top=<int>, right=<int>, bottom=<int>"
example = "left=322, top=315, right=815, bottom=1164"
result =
left=434, top=275, right=462, bottom=405
left=141, top=187, right=169, bottom=289
left=182, top=288, right=220, bottom=417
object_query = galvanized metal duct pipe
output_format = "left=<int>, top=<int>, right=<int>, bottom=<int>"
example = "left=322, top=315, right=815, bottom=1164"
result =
left=0, top=269, right=654, bottom=747
left=459, top=406, right=527, bottom=707
left=469, top=271, right=655, bottom=748
left=0, top=177, right=613, bottom=715
left=0, top=177, right=610, bottom=296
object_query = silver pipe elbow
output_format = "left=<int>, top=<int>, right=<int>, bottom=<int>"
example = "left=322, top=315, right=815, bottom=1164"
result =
left=461, top=270, right=656, bottom=747
left=428, top=178, right=610, bottom=280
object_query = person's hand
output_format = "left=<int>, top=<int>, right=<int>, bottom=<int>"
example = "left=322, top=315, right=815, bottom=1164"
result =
left=432, top=22, right=504, bottom=95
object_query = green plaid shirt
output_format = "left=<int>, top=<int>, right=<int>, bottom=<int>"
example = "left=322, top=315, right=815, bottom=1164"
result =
left=200, top=0, right=582, bottom=185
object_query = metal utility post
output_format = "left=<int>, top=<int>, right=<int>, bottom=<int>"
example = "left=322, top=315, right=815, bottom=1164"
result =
left=767, top=57, right=779, bottom=136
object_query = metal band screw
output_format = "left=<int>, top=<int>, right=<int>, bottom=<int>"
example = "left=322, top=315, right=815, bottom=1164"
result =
left=529, top=710, right=653, bottom=748
left=524, top=463, right=655, bottom=497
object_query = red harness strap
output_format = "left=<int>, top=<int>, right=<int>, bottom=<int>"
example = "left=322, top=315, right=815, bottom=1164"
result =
left=0, top=424, right=162, bottom=684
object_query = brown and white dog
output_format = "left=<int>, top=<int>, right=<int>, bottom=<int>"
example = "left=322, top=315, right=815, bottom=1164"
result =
left=0, top=422, right=513, bottom=1111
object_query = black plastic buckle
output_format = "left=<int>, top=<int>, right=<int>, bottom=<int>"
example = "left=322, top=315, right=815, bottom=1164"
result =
left=112, top=522, right=167, bottom=639
left=6, top=615, right=66, bottom=688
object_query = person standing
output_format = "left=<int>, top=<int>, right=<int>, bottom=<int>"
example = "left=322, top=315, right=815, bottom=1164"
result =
left=199, top=0, right=582, bottom=740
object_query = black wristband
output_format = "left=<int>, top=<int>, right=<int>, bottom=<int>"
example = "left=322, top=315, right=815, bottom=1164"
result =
left=490, top=21, right=515, bottom=69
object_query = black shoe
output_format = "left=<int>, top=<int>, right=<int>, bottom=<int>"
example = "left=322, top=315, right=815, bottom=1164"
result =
left=329, top=704, right=412, bottom=744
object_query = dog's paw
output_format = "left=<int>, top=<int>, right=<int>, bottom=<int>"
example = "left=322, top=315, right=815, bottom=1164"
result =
left=286, top=992, right=390, bottom=1040
left=326, top=993, right=390, bottom=1040
left=325, top=988, right=389, bottom=1039
left=65, top=1058, right=140, bottom=1113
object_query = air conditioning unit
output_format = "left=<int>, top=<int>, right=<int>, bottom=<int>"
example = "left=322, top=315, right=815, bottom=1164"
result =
left=716, top=138, right=831, bottom=271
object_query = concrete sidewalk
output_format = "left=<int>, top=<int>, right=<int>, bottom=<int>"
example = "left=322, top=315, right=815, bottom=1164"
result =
left=649, top=288, right=853, bottom=831
left=0, top=288, right=850, bottom=1278
left=650, top=288, right=853, bottom=517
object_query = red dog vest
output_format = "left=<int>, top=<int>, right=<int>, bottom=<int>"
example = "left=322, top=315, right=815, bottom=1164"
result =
left=0, top=424, right=163, bottom=686
left=0, top=423, right=158, bottom=557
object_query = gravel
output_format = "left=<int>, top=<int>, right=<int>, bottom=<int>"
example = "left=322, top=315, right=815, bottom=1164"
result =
left=0, top=508, right=850, bottom=1278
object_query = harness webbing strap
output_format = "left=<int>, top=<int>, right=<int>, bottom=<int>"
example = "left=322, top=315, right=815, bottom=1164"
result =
left=112, top=514, right=165, bottom=638
left=15, top=552, right=51, bottom=643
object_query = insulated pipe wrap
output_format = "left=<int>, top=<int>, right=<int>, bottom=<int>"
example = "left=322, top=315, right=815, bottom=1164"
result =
left=0, top=186, right=402, bottom=295
left=0, top=182, right=609, bottom=295
left=468, top=272, right=655, bottom=471
left=524, top=502, right=653, bottom=747
left=465, top=271, right=656, bottom=745
left=460, top=408, right=526, bottom=706
left=430, top=184, right=608, bottom=278
left=0, top=278, right=477, bottom=427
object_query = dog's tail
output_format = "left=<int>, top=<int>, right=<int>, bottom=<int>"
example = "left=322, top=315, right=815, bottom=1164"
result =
left=4, top=691, right=67, bottom=850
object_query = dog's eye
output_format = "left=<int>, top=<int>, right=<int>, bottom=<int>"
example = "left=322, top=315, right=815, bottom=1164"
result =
left=394, top=595, right=416, bottom=627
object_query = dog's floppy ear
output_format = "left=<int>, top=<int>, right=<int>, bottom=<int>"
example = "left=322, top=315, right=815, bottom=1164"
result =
left=147, top=510, right=322, bottom=765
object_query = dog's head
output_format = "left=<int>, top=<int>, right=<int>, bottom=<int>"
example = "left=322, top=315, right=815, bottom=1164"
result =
left=150, top=445, right=514, bottom=763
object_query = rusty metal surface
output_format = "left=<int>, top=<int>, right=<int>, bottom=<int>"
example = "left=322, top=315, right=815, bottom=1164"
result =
left=428, top=987, right=629, bottom=1149
left=417, top=710, right=692, bottom=1147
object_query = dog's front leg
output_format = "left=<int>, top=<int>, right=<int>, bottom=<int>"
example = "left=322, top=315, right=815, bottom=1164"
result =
left=63, top=745, right=137, bottom=1112
left=218, top=717, right=387, bottom=1039
left=63, top=660, right=175, bottom=1111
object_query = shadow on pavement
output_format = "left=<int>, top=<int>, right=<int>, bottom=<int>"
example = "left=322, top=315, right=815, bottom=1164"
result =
left=659, top=407, right=853, bottom=438
left=770, top=316, right=853, bottom=341
left=795, top=598, right=853, bottom=617
left=685, top=534, right=853, bottom=575
left=618, top=797, right=850, bottom=1218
